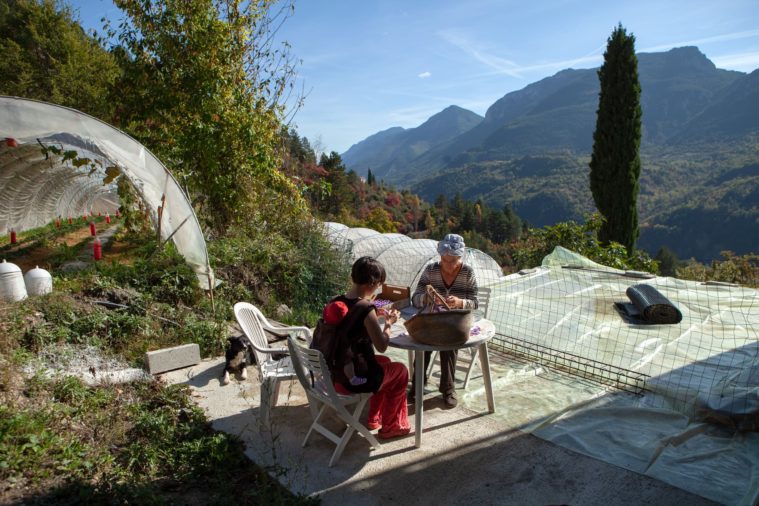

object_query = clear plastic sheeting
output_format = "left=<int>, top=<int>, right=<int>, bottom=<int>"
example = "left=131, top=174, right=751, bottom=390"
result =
left=377, top=238, right=438, bottom=288
left=0, top=142, right=118, bottom=230
left=349, top=232, right=411, bottom=263
left=488, top=247, right=759, bottom=419
left=341, top=227, right=380, bottom=246
left=459, top=246, right=759, bottom=505
left=321, top=221, right=347, bottom=240
left=321, top=222, right=505, bottom=292
left=0, top=97, right=213, bottom=289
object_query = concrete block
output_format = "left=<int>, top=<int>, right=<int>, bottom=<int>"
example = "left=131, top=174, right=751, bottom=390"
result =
left=145, top=343, right=200, bottom=374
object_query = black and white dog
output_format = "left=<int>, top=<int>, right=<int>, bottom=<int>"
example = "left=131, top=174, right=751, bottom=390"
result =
left=221, top=336, right=252, bottom=385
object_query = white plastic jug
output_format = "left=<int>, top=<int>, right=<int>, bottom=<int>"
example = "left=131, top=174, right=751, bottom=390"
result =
left=0, top=259, right=28, bottom=302
left=24, top=265, right=53, bottom=296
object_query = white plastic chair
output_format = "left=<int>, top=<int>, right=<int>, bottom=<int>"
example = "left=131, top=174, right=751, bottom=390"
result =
left=287, top=335, right=380, bottom=467
left=421, top=286, right=491, bottom=389
left=233, top=302, right=312, bottom=427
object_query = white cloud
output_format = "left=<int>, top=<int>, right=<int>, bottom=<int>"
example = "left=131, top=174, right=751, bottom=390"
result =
left=439, top=30, right=523, bottom=77
left=641, top=29, right=759, bottom=53
left=439, top=29, right=605, bottom=78
left=418, top=71, right=432, bottom=78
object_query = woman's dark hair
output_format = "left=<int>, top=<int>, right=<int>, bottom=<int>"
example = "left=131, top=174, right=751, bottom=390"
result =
left=351, top=256, right=387, bottom=286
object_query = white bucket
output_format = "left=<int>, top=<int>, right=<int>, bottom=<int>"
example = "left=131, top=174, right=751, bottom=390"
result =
left=0, top=259, right=28, bottom=302
left=24, top=266, right=53, bottom=296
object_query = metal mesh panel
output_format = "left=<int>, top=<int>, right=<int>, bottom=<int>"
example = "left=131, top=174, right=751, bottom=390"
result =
left=488, top=261, right=759, bottom=420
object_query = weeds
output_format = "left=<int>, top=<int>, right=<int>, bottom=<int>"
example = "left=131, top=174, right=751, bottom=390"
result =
left=1, top=217, right=331, bottom=505
left=0, top=376, right=311, bottom=505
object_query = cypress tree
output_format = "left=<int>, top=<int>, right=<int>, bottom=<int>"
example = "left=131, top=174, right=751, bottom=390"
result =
left=589, top=24, right=642, bottom=253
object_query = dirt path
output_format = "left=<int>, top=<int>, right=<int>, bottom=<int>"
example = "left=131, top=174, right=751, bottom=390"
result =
left=6, top=220, right=119, bottom=272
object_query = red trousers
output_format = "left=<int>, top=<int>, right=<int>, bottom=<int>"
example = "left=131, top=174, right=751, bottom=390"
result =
left=335, top=355, right=409, bottom=432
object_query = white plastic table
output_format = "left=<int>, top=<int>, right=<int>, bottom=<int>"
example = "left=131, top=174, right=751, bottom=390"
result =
left=388, top=318, right=496, bottom=448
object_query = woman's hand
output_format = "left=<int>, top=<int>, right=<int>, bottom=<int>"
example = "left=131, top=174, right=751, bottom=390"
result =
left=384, top=308, right=400, bottom=325
left=445, top=295, right=463, bottom=309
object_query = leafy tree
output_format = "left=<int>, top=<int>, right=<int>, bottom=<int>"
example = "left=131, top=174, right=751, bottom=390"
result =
left=318, top=151, right=353, bottom=216
left=676, top=251, right=759, bottom=287
left=510, top=214, right=657, bottom=272
left=0, top=0, right=118, bottom=119
left=654, top=246, right=682, bottom=276
left=589, top=24, right=642, bottom=253
left=423, top=210, right=435, bottom=231
left=450, top=192, right=465, bottom=218
left=460, top=204, right=475, bottom=231
left=364, top=207, right=395, bottom=233
left=110, top=0, right=305, bottom=234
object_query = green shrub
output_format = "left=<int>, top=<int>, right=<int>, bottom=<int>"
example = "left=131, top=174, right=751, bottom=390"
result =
left=210, top=221, right=349, bottom=325
left=676, top=251, right=759, bottom=287
left=511, top=213, right=658, bottom=272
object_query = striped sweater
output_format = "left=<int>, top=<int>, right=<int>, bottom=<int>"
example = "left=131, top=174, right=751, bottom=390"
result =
left=411, top=262, right=479, bottom=310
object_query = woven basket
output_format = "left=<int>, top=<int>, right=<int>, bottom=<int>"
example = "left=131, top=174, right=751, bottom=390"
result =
left=404, top=309, right=473, bottom=346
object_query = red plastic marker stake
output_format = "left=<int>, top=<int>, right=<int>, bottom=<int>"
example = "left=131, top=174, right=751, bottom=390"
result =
left=56, top=218, right=61, bottom=228
left=115, top=210, right=121, bottom=218
left=5, top=138, right=18, bottom=148
left=93, top=237, right=102, bottom=261
left=68, top=216, right=73, bottom=225
left=89, top=221, right=96, bottom=236
left=10, top=229, right=17, bottom=244
left=105, top=214, right=111, bottom=224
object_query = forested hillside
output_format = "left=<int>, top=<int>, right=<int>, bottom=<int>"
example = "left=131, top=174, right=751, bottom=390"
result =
left=342, top=47, right=759, bottom=261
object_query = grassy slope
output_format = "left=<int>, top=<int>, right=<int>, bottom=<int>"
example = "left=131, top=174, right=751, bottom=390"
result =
left=0, top=222, right=317, bottom=505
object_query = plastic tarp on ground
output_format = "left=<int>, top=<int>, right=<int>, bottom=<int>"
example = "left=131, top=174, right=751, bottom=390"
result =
left=0, top=96, right=213, bottom=288
left=321, top=222, right=504, bottom=292
left=454, top=246, right=759, bottom=505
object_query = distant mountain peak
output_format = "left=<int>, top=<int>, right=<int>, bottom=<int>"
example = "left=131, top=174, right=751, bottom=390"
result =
left=639, top=45, right=717, bottom=73
left=341, top=105, right=482, bottom=178
left=417, top=105, right=483, bottom=129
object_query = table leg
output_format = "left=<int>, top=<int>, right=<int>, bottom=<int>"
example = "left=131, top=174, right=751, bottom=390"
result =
left=478, top=343, right=495, bottom=413
left=414, top=350, right=424, bottom=447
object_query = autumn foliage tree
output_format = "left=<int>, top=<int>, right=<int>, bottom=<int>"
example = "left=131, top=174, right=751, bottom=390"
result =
left=110, top=0, right=306, bottom=234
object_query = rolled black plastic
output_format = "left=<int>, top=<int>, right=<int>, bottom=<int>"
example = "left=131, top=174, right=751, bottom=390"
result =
left=625, top=284, right=683, bottom=324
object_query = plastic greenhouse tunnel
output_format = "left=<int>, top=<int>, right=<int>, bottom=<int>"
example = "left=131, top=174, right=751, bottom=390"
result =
left=0, top=96, right=214, bottom=289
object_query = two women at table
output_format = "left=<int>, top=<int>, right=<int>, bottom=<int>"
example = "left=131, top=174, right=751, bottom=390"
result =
left=411, top=234, right=478, bottom=408
left=326, top=233, right=477, bottom=439
left=328, top=256, right=411, bottom=439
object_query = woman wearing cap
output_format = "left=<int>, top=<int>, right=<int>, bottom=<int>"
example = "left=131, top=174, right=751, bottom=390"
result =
left=410, top=234, right=478, bottom=408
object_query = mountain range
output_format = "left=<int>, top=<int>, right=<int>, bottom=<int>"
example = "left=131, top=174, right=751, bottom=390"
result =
left=341, top=47, right=759, bottom=261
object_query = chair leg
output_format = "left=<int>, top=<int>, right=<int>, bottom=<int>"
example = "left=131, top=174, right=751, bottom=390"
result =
left=303, top=403, right=328, bottom=448
left=259, top=378, right=280, bottom=427
left=329, top=396, right=379, bottom=467
left=271, top=379, right=282, bottom=407
left=306, top=393, right=320, bottom=420
left=463, top=348, right=480, bottom=389
left=259, top=378, right=275, bottom=427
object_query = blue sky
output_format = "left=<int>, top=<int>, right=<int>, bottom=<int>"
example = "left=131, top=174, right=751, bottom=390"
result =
left=70, top=0, right=759, bottom=154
